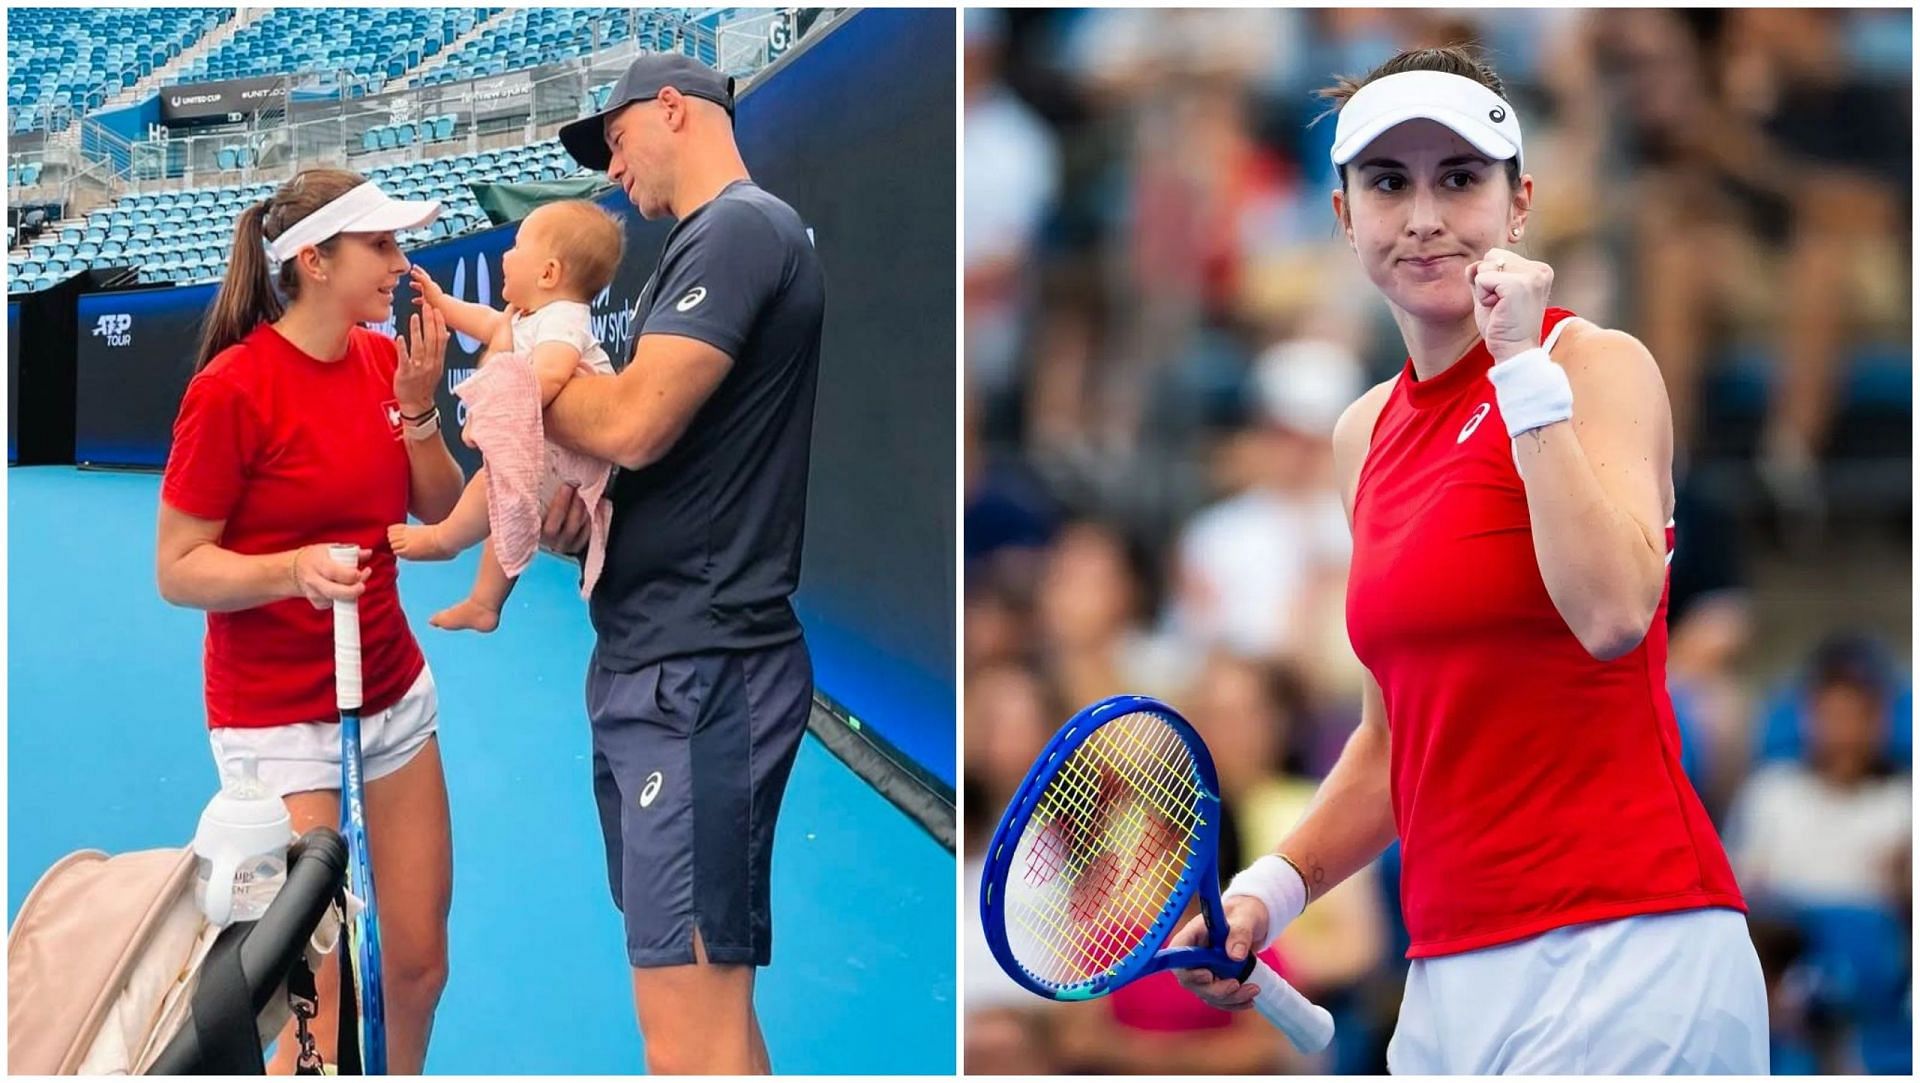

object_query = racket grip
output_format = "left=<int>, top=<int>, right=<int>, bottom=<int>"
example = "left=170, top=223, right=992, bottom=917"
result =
left=327, top=545, right=362, bottom=711
left=1245, top=956, right=1334, bottom=1053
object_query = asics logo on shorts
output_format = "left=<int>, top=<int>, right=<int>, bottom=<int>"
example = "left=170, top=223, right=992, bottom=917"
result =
left=1458, top=402, right=1492, bottom=443
left=676, top=286, right=707, bottom=312
left=640, top=770, right=664, bottom=807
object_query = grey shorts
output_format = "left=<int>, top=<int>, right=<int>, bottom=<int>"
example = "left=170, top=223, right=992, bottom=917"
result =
left=585, top=637, right=812, bottom=968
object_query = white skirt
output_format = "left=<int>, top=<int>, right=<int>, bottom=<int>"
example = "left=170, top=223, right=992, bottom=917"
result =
left=1388, top=907, right=1770, bottom=1074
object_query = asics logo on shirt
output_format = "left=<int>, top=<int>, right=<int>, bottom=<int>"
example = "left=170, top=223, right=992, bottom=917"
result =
left=676, top=286, right=708, bottom=312
left=1458, top=402, right=1492, bottom=443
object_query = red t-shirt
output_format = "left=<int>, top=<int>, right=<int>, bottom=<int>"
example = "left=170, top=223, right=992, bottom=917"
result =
left=162, top=322, right=425, bottom=730
left=1346, top=307, right=1744, bottom=959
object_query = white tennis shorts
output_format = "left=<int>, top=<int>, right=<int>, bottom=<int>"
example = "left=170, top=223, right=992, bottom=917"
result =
left=1388, top=907, right=1769, bottom=1074
left=207, top=666, right=440, bottom=797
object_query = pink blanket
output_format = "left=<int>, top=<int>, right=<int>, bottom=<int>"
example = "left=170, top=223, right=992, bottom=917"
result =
left=451, top=353, right=612, bottom=598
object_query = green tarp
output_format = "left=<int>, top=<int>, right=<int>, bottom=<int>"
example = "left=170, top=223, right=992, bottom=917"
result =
left=469, top=176, right=611, bottom=226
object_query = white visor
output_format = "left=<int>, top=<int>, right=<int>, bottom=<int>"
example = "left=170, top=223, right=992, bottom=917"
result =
left=264, top=182, right=442, bottom=264
left=1330, top=70, right=1523, bottom=172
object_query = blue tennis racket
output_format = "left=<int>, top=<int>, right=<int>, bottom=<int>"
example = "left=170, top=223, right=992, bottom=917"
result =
left=331, top=545, right=387, bottom=1075
left=979, top=694, right=1334, bottom=1053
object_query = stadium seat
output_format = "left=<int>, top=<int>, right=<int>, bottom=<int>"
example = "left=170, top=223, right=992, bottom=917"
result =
left=10, top=9, right=229, bottom=132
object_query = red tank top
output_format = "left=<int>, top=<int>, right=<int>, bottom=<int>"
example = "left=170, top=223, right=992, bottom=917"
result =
left=1346, top=308, right=1744, bottom=959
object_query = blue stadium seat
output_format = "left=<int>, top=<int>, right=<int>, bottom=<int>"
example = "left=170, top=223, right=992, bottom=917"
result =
left=10, top=8, right=229, bottom=132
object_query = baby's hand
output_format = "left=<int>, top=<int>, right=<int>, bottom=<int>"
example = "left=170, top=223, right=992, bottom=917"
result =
left=408, top=265, right=449, bottom=310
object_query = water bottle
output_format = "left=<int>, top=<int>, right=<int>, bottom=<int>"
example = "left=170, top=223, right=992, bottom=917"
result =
left=192, top=756, right=292, bottom=925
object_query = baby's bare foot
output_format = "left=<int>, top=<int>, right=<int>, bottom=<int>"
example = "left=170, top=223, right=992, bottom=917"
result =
left=430, top=598, right=501, bottom=633
left=388, top=523, right=458, bottom=562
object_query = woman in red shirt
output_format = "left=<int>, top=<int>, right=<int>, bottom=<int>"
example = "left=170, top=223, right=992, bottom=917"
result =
left=156, top=168, right=464, bottom=1073
left=1170, top=48, right=1768, bottom=1072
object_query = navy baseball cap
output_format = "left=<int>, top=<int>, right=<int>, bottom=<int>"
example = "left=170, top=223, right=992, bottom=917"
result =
left=560, top=54, right=736, bottom=171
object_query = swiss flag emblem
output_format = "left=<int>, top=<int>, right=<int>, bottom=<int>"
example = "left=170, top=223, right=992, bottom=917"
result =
left=381, top=399, right=405, bottom=440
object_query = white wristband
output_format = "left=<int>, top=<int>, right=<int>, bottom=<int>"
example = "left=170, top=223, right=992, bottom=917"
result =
left=1486, top=347, right=1573, bottom=438
left=1222, top=854, right=1309, bottom=953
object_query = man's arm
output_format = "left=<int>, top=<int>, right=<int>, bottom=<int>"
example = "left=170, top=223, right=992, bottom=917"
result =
left=543, top=333, right=733, bottom=470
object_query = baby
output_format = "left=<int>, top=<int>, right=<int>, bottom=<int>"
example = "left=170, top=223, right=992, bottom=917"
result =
left=389, top=199, right=624, bottom=632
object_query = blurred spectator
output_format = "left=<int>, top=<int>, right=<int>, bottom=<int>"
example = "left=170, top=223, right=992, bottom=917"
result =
left=964, top=661, right=1063, bottom=810
left=965, top=8, right=1061, bottom=402
left=1727, top=634, right=1910, bottom=911
left=1607, top=9, right=1909, bottom=524
left=1169, top=339, right=1365, bottom=703
left=1035, top=520, right=1195, bottom=707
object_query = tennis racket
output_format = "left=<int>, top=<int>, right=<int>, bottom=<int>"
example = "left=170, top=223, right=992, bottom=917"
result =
left=979, top=693, right=1334, bottom=1053
left=331, top=544, right=387, bottom=1075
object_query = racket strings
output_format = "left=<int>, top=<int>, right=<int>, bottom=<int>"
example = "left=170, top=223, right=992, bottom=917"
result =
left=1028, top=719, right=1199, bottom=978
left=1004, top=712, right=1205, bottom=988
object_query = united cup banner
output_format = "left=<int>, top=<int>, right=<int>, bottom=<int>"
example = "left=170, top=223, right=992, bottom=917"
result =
left=160, top=77, right=287, bottom=125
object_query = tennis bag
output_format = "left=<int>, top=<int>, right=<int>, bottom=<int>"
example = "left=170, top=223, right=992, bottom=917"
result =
left=7, top=829, right=355, bottom=1075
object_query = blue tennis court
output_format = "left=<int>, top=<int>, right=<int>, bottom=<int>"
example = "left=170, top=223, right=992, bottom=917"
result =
left=7, top=467, right=954, bottom=1074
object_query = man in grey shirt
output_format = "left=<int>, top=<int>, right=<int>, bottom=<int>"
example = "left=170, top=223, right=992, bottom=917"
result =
left=541, top=53, right=824, bottom=1075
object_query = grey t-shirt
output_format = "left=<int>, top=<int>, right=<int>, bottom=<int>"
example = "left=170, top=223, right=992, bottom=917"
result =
left=590, top=180, right=825, bottom=671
